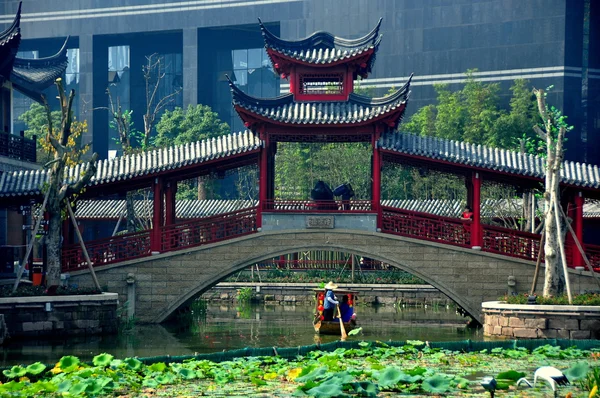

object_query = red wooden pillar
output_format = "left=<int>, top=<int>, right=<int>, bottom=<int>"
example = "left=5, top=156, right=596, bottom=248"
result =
left=372, top=129, right=382, bottom=229
left=573, top=191, right=585, bottom=267
left=151, top=177, right=164, bottom=253
left=165, top=181, right=177, bottom=226
left=257, top=131, right=269, bottom=229
left=471, top=172, right=482, bottom=249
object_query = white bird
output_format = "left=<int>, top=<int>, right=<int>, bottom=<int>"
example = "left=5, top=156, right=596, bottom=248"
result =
left=516, top=366, right=569, bottom=398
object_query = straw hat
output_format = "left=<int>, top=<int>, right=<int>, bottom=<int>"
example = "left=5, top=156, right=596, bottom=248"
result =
left=324, top=281, right=338, bottom=290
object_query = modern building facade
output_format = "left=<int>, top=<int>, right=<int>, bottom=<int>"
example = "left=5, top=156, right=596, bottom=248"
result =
left=0, top=0, right=597, bottom=164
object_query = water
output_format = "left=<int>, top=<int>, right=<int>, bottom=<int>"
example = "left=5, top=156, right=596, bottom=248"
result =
left=0, top=303, right=484, bottom=366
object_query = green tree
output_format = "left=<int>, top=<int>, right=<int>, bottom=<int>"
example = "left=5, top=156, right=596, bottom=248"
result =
left=154, top=105, right=229, bottom=148
left=18, top=102, right=62, bottom=164
left=155, top=104, right=231, bottom=200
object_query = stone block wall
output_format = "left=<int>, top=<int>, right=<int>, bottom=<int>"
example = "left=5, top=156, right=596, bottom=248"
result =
left=482, top=302, right=600, bottom=339
left=202, top=283, right=451, bottom=307
left=0, top=293, right=119, bottom=340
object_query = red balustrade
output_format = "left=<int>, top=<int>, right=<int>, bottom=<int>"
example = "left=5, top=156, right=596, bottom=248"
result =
left=585, top=244, right=600, bottom=270
left=381, top=206, right=471, bottom=247
left=61, top=230, right=151, bottom=272
left=482, top=224, right=541, bottom=261
left=263, top=200, right=373, bottom=212
left=161, top=207, right=258, bottom=252
left=260, top=258, right=388, bottom=270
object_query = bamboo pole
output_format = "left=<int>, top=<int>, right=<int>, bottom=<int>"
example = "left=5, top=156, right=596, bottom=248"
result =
left=12, top=191, right=50, bottom=293
left=558, top=205, right=600, bottom=289
left=553, top=197, right=572, bottom=303
left=112, top=211, right=125, bottom=237
left=66, top=201, right=102, bottom=291
left=530, top=229, right=545, bottom=296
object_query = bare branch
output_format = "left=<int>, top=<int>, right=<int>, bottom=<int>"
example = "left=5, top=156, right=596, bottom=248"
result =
left=62, top=153, right=99, bottom=200
left=533, top=88, right=549, bottom=124
left=532, top=125, right=547, bottom=141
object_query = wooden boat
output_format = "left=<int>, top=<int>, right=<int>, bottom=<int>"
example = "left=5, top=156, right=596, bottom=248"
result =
left=312, top=288, right=359, bottom=335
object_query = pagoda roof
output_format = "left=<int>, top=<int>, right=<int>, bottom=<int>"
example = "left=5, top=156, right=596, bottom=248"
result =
left=230, top=74, right=411, bottom=128
left=0, top=2, right=21, bottom=80
left=259, top=18, right=382, bottom=76
left=10, top=38, right=69, bottom=102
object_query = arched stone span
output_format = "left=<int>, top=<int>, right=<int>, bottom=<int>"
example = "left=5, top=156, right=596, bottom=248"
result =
left=69, top=230, right=600, bottom=324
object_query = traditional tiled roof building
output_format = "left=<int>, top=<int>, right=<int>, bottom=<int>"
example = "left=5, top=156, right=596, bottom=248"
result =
left=229, top=19, right=412, bottom=225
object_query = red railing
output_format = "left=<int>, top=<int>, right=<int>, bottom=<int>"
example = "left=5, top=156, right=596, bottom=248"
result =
left=161, top=207, right=258, bottom=252
left=381, top=206, right=471, bottom=247
left=585, top=244, right=600, bottom=270
left=262, top=200, right=373, bottom=212
left=482, top=224, right=541, bottom=261
left=61, top=229, right=151, bottom=272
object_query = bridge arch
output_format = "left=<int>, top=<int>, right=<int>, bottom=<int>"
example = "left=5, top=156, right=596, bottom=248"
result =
left=69, top=230, right=599, bottom=325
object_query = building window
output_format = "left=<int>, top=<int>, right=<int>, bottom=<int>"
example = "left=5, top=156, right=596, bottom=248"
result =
left=150, top=53, right=183, bottom=112
left=216, top=48, right=278, bottom=133
left=107, top=45, right=130, bottom=155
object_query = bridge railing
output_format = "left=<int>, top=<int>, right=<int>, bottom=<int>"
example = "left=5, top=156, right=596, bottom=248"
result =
left=381, top=206, right=471, bottom=247
left=62, top=229, right=152, bottom=272
left=160, top=206, right=258, bottom=252
left=259, top=258, right=389, bottom=270
left=262, top=200, right=373, bottom=212
left=481, top=224, right=542, bottom=262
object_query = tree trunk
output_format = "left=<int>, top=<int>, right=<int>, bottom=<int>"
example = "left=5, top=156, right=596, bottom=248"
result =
left=46, top=210, right=63, bottom=287
left=197, top=178, right=206, bottom=200
left=126, top=191, right=136, bottom=233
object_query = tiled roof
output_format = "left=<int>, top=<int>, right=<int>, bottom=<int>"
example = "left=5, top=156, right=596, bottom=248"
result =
left=378, top=132, right=600, bottom=189
left=0, top=131, right=261, bottom=197
left=75, top=199, right=257, bottom=220
left=0, top=2, right=21, bottom=78
left=259, top=18, right=382, bottom=75
left=10, top=38, right=68, bottom=102
left=231, top=76, right=411, bottom=127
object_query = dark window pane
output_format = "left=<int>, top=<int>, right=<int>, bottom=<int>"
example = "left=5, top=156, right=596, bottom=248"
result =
left=262, top=48, right=271, bottom=68
left=233, top=69, right=248, bottom=91
left=248, top=68, right=261, bottom=96
left=261, top=68, right=277, bottom=98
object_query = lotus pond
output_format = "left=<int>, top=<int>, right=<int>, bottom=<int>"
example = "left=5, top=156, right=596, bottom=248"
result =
left=2, top=341, right=599, bottom=397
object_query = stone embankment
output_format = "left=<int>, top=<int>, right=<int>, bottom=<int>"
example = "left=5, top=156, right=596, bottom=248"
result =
left=0, top=293, right=118, bottom=341
left=482, top=301, right=600, bottom=339
left=202, top=283, right=452, bottom=306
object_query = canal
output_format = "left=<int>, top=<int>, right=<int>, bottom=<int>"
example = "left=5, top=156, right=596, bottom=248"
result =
left=0, top=303, right=483, bottom=366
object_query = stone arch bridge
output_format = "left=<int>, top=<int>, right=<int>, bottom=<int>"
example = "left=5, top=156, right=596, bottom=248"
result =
left=69, top=229, right=599, bottom=325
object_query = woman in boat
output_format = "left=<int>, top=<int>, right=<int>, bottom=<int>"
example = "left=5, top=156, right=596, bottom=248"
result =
left=323, top=281, right=339, bottom=321
left=339, top=294, right=354, bottom=323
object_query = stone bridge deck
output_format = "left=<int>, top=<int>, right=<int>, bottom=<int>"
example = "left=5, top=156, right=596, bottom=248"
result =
left=68, top=229, right=600, bottom=325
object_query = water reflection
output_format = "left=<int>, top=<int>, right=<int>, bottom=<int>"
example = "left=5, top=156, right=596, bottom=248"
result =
left=1, top=303, right=482, bottom=366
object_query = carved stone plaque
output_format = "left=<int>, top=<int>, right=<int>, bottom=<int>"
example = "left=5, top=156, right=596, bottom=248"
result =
left=306, top=216, right=334, bottom=229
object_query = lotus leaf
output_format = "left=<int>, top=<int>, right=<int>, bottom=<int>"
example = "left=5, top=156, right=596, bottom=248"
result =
left=564, top=361, right=590, bottom=381
left=296, top=366, right=329, bottom=382
left=142, top=378, right=159, bottom=388
left=405, top=367, right=427, bottom=376
left=57, top=380, right=72, bottom=392
left=377, top=367, right=415, bottom=387
left=496, top=370, right=526, bottom=381
left=348, top=327, right=363, bottom=336
left=123, top=357, right=143, bottom=371
left=92, top=353, right=114, bottom=367
left=148, top=362, right=167, bottom=373
left=0, top=381, right=25, bottom=392
left=306, top=380, right=349, bottom=398
left=422, top=374, right=451, bottom=394
left=351, top=381, right=378, bottom=397
left=59, top=356, right=81, bottom=373
left=156, top=373, right=175, bottom=384
left=69, top=382, right=88, bottom=395
left=406, top=340, right=425, bottom=346
left=251, top=376, right=267, bottom=386
left=25, top=362, right=46, bottom=376
left=3, top=365, right=27, bottom=379
left=178, top=368, right=197, bottom=380
left=30, top=380, right=58, bottom=393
